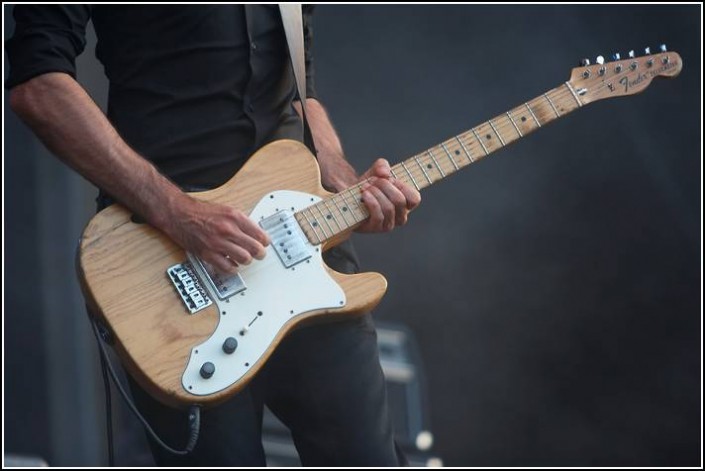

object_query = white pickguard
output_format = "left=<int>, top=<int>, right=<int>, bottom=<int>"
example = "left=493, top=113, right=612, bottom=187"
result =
left=182, top=190, right=345, bottom=396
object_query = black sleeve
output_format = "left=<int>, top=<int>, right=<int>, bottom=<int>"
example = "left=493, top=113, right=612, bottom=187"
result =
left=302, top=5, right=317, bottom=100
left=5, top=5, right=92, bottom=89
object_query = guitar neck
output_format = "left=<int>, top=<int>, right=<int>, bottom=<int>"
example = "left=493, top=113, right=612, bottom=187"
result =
left=295, top=81, right=585, bottom=245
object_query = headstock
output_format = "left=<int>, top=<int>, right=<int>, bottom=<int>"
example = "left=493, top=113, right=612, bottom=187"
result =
left=568, top=45, right=682, bottom=105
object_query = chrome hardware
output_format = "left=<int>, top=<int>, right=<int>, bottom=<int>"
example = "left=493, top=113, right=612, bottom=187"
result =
left=188, top=255, right=247, bottom=300
left=662, top=55, right=670, bottom=64
left=628, top=50, right=635, bottom=58
left=596, top=55, right=605, bottom=65
left=579, top=58, right=590, bottom=66
left=630, top=61, right=638, bottom=71
left=646, top=58, right=654, bottom=67
left=644, top=47, right=651, bottom=55
left=260, top=210, right=312, bottom=269
left=598, top=66, right=606, bottom=76
left=611, top=52, right=621, bottom=61
left=659, top=44, right=667, bottom=52
left=582, top=69, right=590, bottom=79
left=615, top=64, right=623, bottom=73
left=167, top=262, right=213, bottom=314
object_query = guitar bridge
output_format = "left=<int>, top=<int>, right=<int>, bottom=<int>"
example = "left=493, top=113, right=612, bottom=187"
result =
left=167, top=262, right=213, bottom=314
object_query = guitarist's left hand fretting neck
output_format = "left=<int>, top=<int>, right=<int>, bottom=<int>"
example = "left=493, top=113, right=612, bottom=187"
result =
left=295, top=82, right=583, bottom=246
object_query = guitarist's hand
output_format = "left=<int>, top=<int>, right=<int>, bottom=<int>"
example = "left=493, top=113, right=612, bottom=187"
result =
left=163, top=196, right=270, bottom=274
left=356, top=159, right=421, bottom=233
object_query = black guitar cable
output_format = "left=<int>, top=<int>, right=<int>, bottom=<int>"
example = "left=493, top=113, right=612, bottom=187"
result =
left=91, top=318, right=201, bottom=465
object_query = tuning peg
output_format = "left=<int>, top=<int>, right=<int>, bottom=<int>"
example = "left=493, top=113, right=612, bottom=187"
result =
left=611, top=52, right=621, bottom=61
left=644, top=46, right=651, bottom=55
left=579, top=58, right=590, bottom=66
left=596, top=55, right=605, bottom=65
left=659, top=44, right=668, bottom=52
left=628, top=50, right=635, bottom=58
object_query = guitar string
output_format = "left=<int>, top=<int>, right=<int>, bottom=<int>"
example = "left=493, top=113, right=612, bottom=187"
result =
left=297, top=64, right=659, bottom=242
left=297, top=85, right=582, bottom=239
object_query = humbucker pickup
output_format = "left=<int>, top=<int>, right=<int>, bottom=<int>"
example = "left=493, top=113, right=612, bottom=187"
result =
left=259, top=210, right=312, bottom=268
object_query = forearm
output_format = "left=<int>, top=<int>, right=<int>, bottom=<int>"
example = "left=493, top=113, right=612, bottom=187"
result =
left=9, top=72, right=186, bottom=229
left=294, top=98, right=358, bottom=192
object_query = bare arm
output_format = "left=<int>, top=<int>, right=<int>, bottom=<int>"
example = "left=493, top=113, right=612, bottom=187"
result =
left=10, top=72, right=268, bottom=273
left=295, top=98, right=421, bottom=232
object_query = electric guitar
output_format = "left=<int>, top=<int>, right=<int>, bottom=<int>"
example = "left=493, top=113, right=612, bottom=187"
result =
left=78, top=48, right=682, bottom=407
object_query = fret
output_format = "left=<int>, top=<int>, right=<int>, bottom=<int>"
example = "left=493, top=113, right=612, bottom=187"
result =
left=472, top=128, right=490, bottom=155
left=324, top=200, right=344, bottom=230
left=488, top=119, right=506, bottom=146
left=543, top=93, right=560, bottom=117
left=295, top=81, right=583, bottom=247
left=307, top=206, right=329, bottom=239
left=400, top=161, right=420, bottom=190
left=427, top=149, right=445, bottom=177
left=524, top=102, right=541, bottom=127
left=441, top=143, right=460, bottom=171
left=313, top=203, right=335, bottom=235
left=300, top=210, right=322, bottom=244
left=331, top=194, right=354, bottom=227
left=339, top=189, right=366, bottom=223
left=455, top=136, right=474, bottom=162
left=413, top=155, right=432, bottom=184
left=564, top=82, right=583, bottom=107
left=506, top=111, right=523, bottom=137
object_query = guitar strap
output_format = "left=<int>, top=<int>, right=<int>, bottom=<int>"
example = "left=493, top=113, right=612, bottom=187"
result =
left=279, top=4, right=317, bottom=154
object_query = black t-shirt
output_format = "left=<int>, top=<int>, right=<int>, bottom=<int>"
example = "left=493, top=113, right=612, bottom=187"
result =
left=6, top=5, right=317, bottom=188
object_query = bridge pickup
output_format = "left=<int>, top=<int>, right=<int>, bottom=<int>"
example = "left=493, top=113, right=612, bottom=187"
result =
left=167, top=262, right=213, bottom=314
left=188, top=255, right=247, bottom=301
left=260, top=210, right=312, bottom=268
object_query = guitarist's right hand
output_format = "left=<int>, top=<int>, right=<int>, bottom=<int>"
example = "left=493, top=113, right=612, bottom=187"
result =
left=162, top=196, right=271, bottom=275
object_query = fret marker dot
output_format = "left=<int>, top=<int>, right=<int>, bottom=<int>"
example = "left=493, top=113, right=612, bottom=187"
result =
left=342, top=207, right=348, bottom=212
left=455, top=150, right=460, bottom=155
left=427, top=164, right=432, bottom=169
left=486, top=134, right=492, bottom=140
left=326, top=214, right=332, bottom=220
left=312, top=221, right=318, bottom=227
left=521, top=116, right=527, bottom=122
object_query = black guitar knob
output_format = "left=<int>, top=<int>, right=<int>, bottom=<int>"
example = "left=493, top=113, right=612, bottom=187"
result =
left=200, top=362, right=215, bottom=379
left=222, top=337, right=238, bottom=354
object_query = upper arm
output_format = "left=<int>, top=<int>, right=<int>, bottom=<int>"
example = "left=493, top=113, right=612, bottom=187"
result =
left=5, top=5, right=91, bottom=89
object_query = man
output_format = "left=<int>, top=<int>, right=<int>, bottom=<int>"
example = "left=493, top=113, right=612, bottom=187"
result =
left=7, top=5, right=420, bottom=466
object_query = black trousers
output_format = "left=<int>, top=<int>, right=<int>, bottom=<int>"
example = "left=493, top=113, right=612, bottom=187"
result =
left=124, top=239, right=404, bottom=466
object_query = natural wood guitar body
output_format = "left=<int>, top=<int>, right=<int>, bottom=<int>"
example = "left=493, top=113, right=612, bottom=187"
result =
left=78, top=50, right=681, bottom=407
left=78, top=140, right=387, bottom=407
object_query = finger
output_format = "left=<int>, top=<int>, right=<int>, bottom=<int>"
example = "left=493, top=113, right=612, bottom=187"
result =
left=366, top=185, right=395, bottom=232
left=360, top=188, right=384, bottom=231
left=361, top=159, right=391, bottom=180
left=228, top=231, right=267, bottom=260
left=391, top=178, right=422, bottom=210
left=372, top=178, right=408, bottom=226
left=219, top=243, right=253, bottom=266
left=230, top=210, right=271, bottom=246
left=205, top=251, right=239, bottom=275
left=371, top=158, right=392, bottom=178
